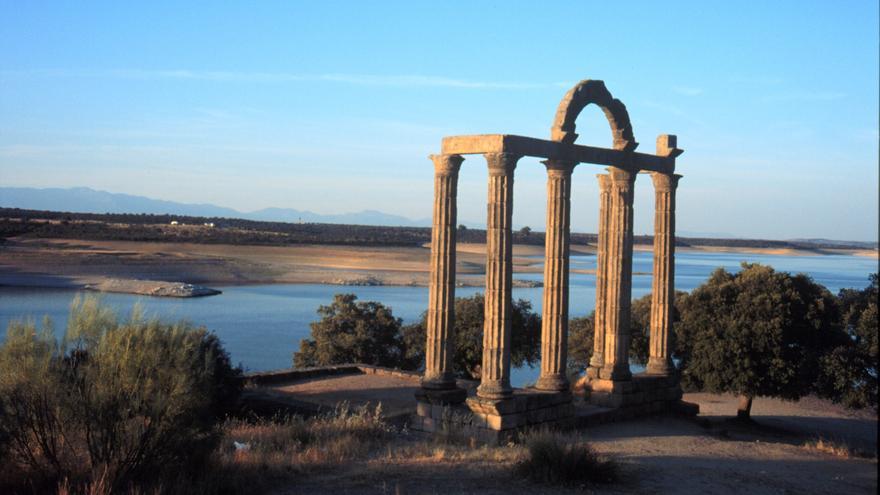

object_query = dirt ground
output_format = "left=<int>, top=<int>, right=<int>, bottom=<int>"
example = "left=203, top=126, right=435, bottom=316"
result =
left=276, top=392, right=877, bottom=495
left=243, top=370, right=877, bottom=494
left=0, top=238, right=586, bottom=290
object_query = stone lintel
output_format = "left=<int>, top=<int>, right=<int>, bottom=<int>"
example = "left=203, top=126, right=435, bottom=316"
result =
left=440, top=134, right=673, bottom=174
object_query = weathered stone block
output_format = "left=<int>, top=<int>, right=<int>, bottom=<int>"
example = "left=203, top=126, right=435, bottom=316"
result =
left=414, top=387, right=467, bottom=405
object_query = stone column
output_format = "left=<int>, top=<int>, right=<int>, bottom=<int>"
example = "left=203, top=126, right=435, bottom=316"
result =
left=647, top=173, right=682, bottom=375
left=601, top=167, right=635, bottom=381
left=422, top=154, right=465, bottom=390
left=588, top=174, right=612, bottom=376
left=536, top=159, right=575, bottom=391
left=477, top=152, right=519, bottom=400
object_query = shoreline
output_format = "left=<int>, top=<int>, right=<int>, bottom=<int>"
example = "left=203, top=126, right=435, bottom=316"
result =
left=0, top=237, right=875, bottom=297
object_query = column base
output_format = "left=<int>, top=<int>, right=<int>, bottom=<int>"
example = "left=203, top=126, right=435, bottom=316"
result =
left=476, top=380, right=513, bottom=400
left=421, top=373, right=457, bottom=390
left=600, top=363, right=632, bottom=381
left=585, top=373, right=682, bottom=409
left=645, top=358, right=674, bottom=376
left=588, top=352, right=604, bottom=370
left=535, top=374, right=570, bottom=392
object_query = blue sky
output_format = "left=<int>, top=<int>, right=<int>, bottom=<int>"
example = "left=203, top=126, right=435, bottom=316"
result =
left=1, top=1, right=877, bottom=241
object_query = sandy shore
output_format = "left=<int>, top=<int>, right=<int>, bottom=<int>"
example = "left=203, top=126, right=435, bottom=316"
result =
left=0, top=237, right=875, bottom=295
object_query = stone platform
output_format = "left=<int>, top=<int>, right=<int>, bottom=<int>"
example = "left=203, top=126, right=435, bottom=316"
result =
left=413, top=388, right=575, bottom=443
left=585, top=372, right=687, bottom=411
left=413, top=384, right=698, bottom=443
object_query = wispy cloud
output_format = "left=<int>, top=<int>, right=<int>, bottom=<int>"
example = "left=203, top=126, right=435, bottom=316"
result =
left=672, top=85, right=703, bottom=96
left=762, top=91, right=847, bottom=103
left=0, top=68, right=569, bottom=90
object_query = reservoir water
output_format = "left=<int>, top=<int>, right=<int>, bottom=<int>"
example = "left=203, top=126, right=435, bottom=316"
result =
left=0, top=250, right=875, bottom=387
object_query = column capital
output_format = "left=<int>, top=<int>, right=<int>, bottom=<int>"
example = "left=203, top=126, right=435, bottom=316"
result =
left=484, top=152, right=520, bottom=176
left=596, top=173, right=611, bottom=192
left=609, top=166, right=636, bottom=187
left=430, top=154, right=464, bottom=175
left=651, top=172, right=682, bottom=191
left=541, top=159, right=576, bottom=177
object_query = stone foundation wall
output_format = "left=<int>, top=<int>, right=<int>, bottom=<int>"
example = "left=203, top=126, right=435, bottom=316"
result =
left=413, top=389, right=575, bottom=443
left=585, top=373, right=683, bottom=409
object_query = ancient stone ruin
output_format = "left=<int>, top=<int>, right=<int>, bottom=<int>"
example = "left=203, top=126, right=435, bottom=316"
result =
left=414, top=79, right=694, bottom=440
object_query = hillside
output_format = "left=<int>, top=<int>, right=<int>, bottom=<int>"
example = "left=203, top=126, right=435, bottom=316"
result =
left=1, top=207, right=875, bottom=251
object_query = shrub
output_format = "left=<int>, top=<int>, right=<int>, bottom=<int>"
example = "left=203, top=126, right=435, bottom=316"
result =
left=293, top=294, right=404, bottom=369
left=516, top=430, right=617, bottom=486
left=0, top=295, right=241, bottom=493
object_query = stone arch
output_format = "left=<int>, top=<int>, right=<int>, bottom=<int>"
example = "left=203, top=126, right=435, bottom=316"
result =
left=550, top=79, right=638, bottom=152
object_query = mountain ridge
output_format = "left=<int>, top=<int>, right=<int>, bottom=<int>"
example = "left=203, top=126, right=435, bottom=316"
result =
left=0, top=186, right=431, bottom=227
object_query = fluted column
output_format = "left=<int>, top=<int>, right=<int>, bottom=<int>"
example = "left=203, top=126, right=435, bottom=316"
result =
left=647, top=173, right=681, bottom=375
left=536, top=160, right=575, bottom=391
left=601, top=167, right=635, bottom=381
left=589, top=174, right=612, bottom=375
left=422, top=154, right=464, bottom=390
left=477, top=152, right=519, bottom=400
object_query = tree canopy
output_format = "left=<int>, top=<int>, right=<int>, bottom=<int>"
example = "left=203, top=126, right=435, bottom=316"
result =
left=293, top=294, right=405, bottom=369
left=815, top=273, right=878, bottom=408
left=676, top=263, right=841, bottom=418
left=403, top=294, right=541, bottom=380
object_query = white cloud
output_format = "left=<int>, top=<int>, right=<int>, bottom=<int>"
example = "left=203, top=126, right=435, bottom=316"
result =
left=0, top=68, right=570, bottom=90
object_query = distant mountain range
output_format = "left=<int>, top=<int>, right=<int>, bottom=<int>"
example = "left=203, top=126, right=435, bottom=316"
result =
left=1, top=187, right=876, bottom=248
left=0, top=187, right=431, bottom=227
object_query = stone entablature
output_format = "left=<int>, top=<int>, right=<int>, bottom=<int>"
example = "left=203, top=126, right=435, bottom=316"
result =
left=416, top=79, right=691, bottom=438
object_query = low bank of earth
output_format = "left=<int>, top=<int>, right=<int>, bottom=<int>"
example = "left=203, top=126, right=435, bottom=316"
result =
left=0, top=237, right=875, bottom=296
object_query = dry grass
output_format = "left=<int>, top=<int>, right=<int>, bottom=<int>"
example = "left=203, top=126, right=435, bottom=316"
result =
left=515, top=429, right=618, bottom=487
left=221, top=402, right=392, bottom=472
left=804, top=437, right=874, bottom=459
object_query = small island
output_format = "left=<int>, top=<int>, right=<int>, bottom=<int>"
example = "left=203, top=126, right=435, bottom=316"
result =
left=85, top=279, right=222, bottom=298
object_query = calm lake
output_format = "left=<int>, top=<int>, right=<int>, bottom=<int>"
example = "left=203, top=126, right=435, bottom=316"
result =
left=0, top=250, right=875, bottom=387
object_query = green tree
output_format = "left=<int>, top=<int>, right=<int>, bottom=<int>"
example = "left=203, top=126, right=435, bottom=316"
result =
left=815, top=273, right=878, bottom=408
left=293, top=294, right=405, bottom=369
left=676, top=263, right=840, bottom=419
left=567, top=315, right=594, bottom=374
left=404, top=294, right=541, bottom=380
left=566, top=291, right=686, bottom=373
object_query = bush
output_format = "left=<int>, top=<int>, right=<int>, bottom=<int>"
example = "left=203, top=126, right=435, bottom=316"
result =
left=293, top=294, right=405, bottom=369
left=516, top=430, right=617, bottom=486
left=0, top=295, right=241, bottom=493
